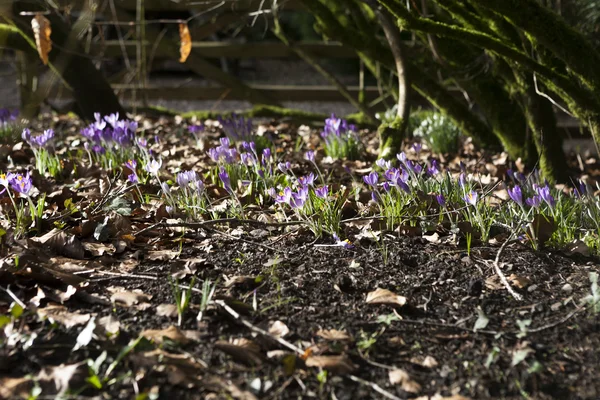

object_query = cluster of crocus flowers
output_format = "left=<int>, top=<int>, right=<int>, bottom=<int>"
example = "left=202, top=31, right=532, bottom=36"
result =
left=506, top=183, right=555, bottom=209
left=21, top=128, right=55, bottom=148
left=0, top=172, right=34, bottom=197
left=0, top=108, right=18, bottom=126
left=80, top=112, right=138, bottom=150
left=218, top=114, right=254, bottom=143
left=321, top=113, right=356, bottom=140
left=208, top=137, right=238, bottom=164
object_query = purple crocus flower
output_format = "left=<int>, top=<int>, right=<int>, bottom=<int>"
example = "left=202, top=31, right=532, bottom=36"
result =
left=304, top=150, right=315, bottom=162
left=363, top=171, right=378, bottom=187
left=427, top=160, right=440, bottom=176
left=406, top=160, right=422, bottom=175
left=463, top=190, right=478, bottom=206
left=267, top=188, right=277, bottom=198
left=412, top=143, right=422, bottom=154
left=9, top=172, right=33, bottom=196
left=536, top=185, right=555, bottom=208
left=459, top=173, right=467, bottom=188
left=291, top=188, right=308, bottom=209
left=333, top=233, right=354, bottom=249
left=507, top=185, right=523, bottom=206
left=575, top=180, right=587, bottom=198
left=0, top=108, right=18, bottom=125
left=21, top=128, right=31, bottom=142
left=381, top=182, right=391, bottom=193
left=278, top=162, right=291, bottom=174
left=315, top=185, right=329, bottom=199
left=92, top=145, right=105, bottom=154
left=145, top=159, right=162, bottom=174
left=218, top=167, right=232, bottom=192
left=396, top=179, right=410, bottom=194
left=526, top=195, right=542, bottom=208
left=104, top=112, right=120, bottom=128
left=507, top=169, right=515, bottom=182
left=397, top=152, right=407, bottom=164
left=125, top=159, right=137, bottom=171
left=188, top=124, right=204, bottom=134
left=435, top=194, right=446, bottom=207
left=297, top=173, right=315, bottom=187
left=376, top=158, right=391, bottom=170
left=160, top=182, right=171, bottom=195
left=384, top=168, right=399, bottom=182
left=25, top=129, right=55, bottom=148
left=275, top=187, right=292, bottom=204
left=137, top=137, right=148, bottom=148
left=240, top=152, right=253, bottom=166
left=127, top=174, right=139, bottom=184
left=177, top=170, right=198, bottom=188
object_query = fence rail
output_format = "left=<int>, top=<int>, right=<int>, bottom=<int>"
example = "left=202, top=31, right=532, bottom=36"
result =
left=94, top=41, right=356, bottom=59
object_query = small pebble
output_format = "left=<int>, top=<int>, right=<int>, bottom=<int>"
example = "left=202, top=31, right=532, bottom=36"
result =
left=528, top=284, right=539, bottom=293
left=561, top=283, right=573, bottom=294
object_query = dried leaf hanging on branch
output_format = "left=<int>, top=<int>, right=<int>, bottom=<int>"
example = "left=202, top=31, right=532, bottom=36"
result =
left=31, top=13, right=52, bottom=65
left=179, top=23, right=191, bottom=63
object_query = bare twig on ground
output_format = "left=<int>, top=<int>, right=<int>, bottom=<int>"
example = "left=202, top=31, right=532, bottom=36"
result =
left=133, top=217, right=306, bottom=236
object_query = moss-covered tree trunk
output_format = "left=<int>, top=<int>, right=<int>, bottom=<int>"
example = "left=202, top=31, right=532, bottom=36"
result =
left=374, top=3, right=410, bottom=158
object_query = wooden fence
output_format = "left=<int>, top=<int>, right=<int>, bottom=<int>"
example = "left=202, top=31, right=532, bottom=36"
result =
left=45, top=0, right=391, bottom=110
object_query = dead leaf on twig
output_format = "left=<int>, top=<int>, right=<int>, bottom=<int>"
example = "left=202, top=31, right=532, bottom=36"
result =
left=32, top=13, right=52, bottom=65
left=179, top=23, right=192, bottom=63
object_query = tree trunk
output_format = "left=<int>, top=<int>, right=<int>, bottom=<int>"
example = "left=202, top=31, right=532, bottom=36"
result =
left=374, top=3, right=411, bottom=158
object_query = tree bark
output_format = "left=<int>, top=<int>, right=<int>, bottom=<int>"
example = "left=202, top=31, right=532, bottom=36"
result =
left=373, top=3, right=411, bottom=158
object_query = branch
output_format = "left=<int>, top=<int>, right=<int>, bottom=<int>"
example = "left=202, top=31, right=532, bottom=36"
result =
left=376, top=0, right=600, bottom=112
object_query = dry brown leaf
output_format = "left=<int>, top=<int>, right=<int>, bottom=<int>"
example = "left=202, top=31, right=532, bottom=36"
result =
left=141, top=325, right=190, bottom=344
left=388, top=368, right=421, bottom=393
left=508, top=274, right=531, bottom=289
left=215, top=338, right=264, bottom=366
left=0, top=376, right=33, bottom=399
left=30, top=228, right=85, bottom=259
left=366, top=288, right=407, bottom=307
left=316, top=329, right=353, bottom=341
left=147, top=249, right=180, bottom=261
left=132, top=348, right=207, bottom=371
left=179, top=22, right=192, bottom=63
left=305, top=355, right=356, bottom=374
left=32, top=13, right=52, bottom=65
left=82, top=242, right=115, bottom=256
left=97, top=315, right=120, bottom=337
left=530, top=214, right=556, bottom=246
left=411, top=355, right=439, bottom=369
left=268, top=320, right=290, bottom=338
left=110, top=289, right=152, bottom=307
left=37, top=362, right=87, bottom=396
left=37, top=305, right=91, bottom=329
left=156, top=303, right=178, bottom=318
